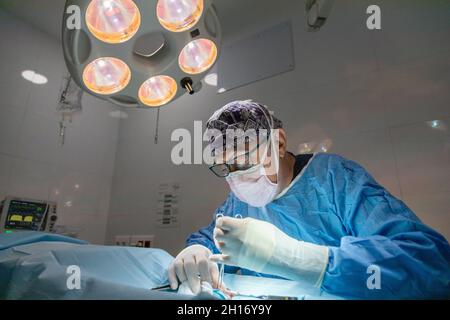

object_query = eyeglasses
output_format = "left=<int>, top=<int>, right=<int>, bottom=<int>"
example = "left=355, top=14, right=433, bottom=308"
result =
left=209, top=161, right=258, bottom=178
left=209, top=143, right=267, bottom=178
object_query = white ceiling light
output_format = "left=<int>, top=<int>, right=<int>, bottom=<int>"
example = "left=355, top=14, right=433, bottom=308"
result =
left=63, top=0, right=221, bottom=109
left=22, top=70, right=48, bottom=85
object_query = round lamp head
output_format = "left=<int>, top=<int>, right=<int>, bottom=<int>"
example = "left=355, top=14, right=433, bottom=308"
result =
left=86, top=0, right=141, bottom=43
left=83, top=57, right=131, bottom=95
left=139, top=75, right=178, bottom=107
left=156, top=0, right=204, bottom=32
left=179, top=38, right=218, bottom=74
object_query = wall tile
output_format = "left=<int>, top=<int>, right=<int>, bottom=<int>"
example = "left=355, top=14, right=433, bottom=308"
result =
left=48, top=169, right=104, bottom=216
left=390, top=117, right=450, bottom=196
left=9, top=158, right=57, bottom=200
left=0, top=154, right=13, bottom=199
left=17, top=112, right=63, bottom=165
left=373, top=0, right=450, bottom=69
left=26, top=35, right=66, bottom=121
left=381, top=51, right=450, bottom=127
left=0, top=107, right=23, bottom=156
left=0, top=11, right=40, bottom=113
left=57, top=213, right=108, bottom=245
left=284, top=72, right=388, bottom=140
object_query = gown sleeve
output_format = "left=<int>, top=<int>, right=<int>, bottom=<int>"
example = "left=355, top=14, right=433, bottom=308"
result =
left=321, top=155, right=450, bottom=299
left=186, top=218, right=219, bottom=254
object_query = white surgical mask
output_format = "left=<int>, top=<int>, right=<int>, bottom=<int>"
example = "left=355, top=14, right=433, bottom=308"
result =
left=226, top=167, right=278, bottom=207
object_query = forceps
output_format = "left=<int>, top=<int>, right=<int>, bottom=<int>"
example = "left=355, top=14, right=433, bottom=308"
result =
left=215, top=212, right=243, bottom=290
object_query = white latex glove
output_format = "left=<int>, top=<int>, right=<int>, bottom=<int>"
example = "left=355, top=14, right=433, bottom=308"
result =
left=168, top=245, right=220, bottom=294
left=211, top=217, right=330, bottom=287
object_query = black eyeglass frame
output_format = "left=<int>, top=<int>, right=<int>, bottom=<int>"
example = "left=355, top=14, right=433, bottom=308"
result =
left=208, top=140, right=272, bottom=178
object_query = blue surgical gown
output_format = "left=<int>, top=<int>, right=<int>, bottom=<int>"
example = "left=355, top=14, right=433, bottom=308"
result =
left=187, top=153, right=450, bottom=299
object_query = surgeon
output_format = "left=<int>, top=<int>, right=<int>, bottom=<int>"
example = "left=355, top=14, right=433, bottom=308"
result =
left=168, top=100, right=450, bottom=299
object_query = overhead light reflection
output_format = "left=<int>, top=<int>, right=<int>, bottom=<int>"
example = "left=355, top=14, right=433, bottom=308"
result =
left=64, top=201, right=73, bottom=208
left=298, top=139, right=333, bottom=154
left=204, top=72, right=218, bottom=86
left=426, top=120, right=447, bottom=131
left=298, top=143, right=312, bottom=154
left=22, top=70, right=48, bottom=85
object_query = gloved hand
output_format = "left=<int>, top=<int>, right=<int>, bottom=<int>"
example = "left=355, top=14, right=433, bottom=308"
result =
left=177, top=281, right=233, bottom=300
left=168, top=245, right=220, bottom=294
left=211, top=217, right=330, bottom=287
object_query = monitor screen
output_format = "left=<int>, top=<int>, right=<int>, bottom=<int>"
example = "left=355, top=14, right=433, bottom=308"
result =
left=5, top=200, right=48, bottom=230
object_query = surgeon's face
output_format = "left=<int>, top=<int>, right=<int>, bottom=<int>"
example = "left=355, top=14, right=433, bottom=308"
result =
left=213, top=130, right=282, bottom=183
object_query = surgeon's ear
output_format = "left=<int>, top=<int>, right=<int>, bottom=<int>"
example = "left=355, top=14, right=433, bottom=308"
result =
left=277, top=129, right=287, bottom=158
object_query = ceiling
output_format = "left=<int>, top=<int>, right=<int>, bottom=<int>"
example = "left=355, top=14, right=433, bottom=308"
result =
left=0, top=0, right=65, bottom=39
left=0, top=0, right=299, bottom=43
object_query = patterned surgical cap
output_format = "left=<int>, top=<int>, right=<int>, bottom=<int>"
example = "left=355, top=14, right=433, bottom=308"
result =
left=206, top=100, right=283, bottom=153
left=207, top=100, right=282, bottom=132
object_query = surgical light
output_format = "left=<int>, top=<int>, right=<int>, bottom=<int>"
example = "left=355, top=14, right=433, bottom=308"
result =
left=156, top=0, right=204, bottom=32
left=82, top=57, right=131, bottom=95
left=139, top=75, right=178, bottom=107
left=63, top=0, right=221, bottom=109
left=179, top=38, right=218, bottom=74
left=86, top=0, right=141, bottom=43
